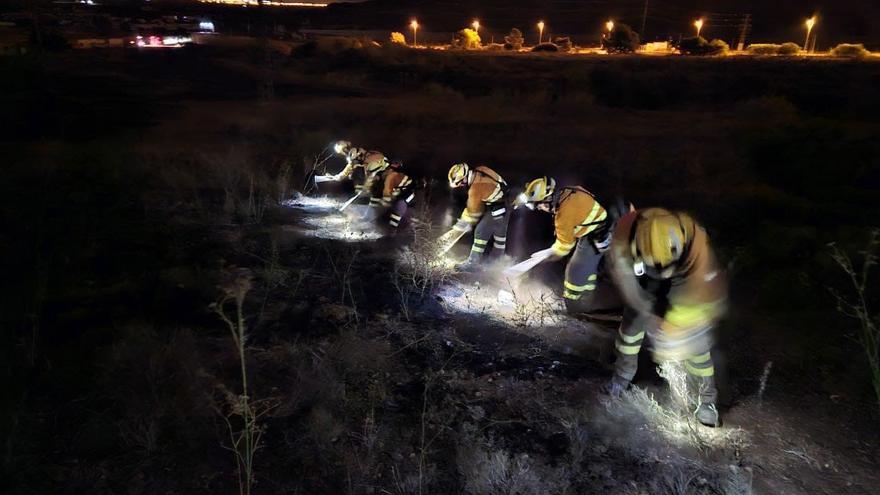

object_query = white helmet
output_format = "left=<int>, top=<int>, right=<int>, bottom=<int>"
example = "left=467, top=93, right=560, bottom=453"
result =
left=334, top=140, right=352, bottom=155
left=448, top=163, right=471, bottom=188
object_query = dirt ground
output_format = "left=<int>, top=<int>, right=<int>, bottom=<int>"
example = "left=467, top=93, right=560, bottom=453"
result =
left=2, top=44, right=879, bottom=494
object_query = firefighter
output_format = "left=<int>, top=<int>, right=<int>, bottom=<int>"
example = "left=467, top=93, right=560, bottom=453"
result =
left=516, top=177, right=611, bottom=310
left=444, top=163, right=509, bottom=268
left=604, top=207, right=727, bottom=427
left=330, top=141, right=385, bottom=194
left=362, top=158, right=415, bottom=231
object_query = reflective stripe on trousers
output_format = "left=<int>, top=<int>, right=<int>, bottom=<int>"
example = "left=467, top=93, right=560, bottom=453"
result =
left=563, top=237, right=602, bottom=301
left=613, top=309, right=718, bottom=405
left=471, top=203, right=510, bottom=257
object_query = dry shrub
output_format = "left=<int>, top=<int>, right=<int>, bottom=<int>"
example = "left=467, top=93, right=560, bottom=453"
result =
left=503, top=28, right=524, bottom=50
left=828, top=230, right=880, bottom=410
left=390, top=32, right=407, bottom=45
left=778, top=42, right=802, bottom=55
left=747, top=44, right=781, bottom=55
left=603, top=23, right=640, bottom=53
left=831, top=43, right=871, bottom=59
left=452, top=28, right=482, bottom=50
left=679, top=37, right=728, bottom=56
left=392, top=215, right=456, bottom=320
left=531, top=42, right=559, bottom=52
left=600, top=364, right=749, bottom=456
left=456, top=428, right=571, bottom=495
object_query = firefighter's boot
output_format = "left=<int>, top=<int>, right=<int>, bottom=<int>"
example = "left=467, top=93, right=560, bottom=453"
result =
left=601, top=375, right=630, bottom=398
left=694, top=402, right=721, bottom=428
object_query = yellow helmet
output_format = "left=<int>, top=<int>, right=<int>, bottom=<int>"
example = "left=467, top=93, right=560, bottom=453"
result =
left=448, top=163, right=470, bottom=188
left=364, top=152, right=389, bottom=174
left=518, top=177, right=556, bottom=207
left=334, top=140, right=352, bottom=155
left=632, top=208, right=691, bottom=271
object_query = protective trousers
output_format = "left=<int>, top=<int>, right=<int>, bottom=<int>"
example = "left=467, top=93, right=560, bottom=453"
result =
left=388, top=190, right=416, bottom=229
left=352, top=167, right=366, bottom=194
left=563, top=237, right=602, bottom=301
left=470, top=204, right=509, bottom=260
left=613, top=309, right=718, bottom=406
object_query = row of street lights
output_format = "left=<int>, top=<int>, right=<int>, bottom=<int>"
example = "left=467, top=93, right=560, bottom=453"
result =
left=407, top=15, right=820, bottom=50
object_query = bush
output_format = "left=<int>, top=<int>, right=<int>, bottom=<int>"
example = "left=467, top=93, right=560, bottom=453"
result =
left=531, top=42, right=559, bottom=52
left=602, top=23, right=640, bottom=53
left=831, top=43, right=871, bottom=59
left=709, top=39, right=730, bottom=55
left=451, top=28, right=481, bottom=50
left=748, top=43, right=781, bottom=55
left=778, top=42, right=802, bottom=55
left=553, top=36, right=573, bottom=52
left=504, top=28, right=524, bottom=50
left=293, top=36, right=371, bottom=58
left=677, top=36, right=727, bottom=56
left=677, top=36, right=704, bottom=55
left=389, top=32, right=406, bottom=45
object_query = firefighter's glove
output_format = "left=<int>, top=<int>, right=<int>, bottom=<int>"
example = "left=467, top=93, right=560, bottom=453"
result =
left=452, top=219, right=473, bottom=233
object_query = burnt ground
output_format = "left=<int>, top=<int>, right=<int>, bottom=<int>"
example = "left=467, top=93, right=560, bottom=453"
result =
left=2, top=43, right=880, bottom=494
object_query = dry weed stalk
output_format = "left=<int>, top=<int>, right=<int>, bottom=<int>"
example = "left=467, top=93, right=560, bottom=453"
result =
left=828, top=229, right=880, bottom=410
left=324, top=245, right=361, bottom=325
left=392, top=214, right=455, bottom=321
left=210, top=268, right=277, bottom=495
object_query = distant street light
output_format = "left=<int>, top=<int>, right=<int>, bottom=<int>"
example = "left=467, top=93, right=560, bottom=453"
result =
left=472, top=19, right=480, bottom=34
left=410, top=19, right=419, bottom=47
left=537, top=20, right=545, bottom=44
left=606, top=20, right=615, bottom=33
left=694, top=18, right=704, bottom=38
left=804, top=16, right=817, bottom=52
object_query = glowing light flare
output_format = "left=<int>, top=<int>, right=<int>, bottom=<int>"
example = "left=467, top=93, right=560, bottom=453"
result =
left=804, top=16, right=817, bottom=52
left=410, top=19, right=419, bottom=46
left=606, top=20, right=614, bottom=33
left=537, top=20, right=545, bottom=44
left=471, top=19, right=480, bottom=32
left=694, top=18, right=704, bottom=38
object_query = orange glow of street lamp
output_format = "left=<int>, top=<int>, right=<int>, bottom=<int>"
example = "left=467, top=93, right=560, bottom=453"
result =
left=694, top=18, right=704, bottom=37
left=471, top=19, right=480, bottom=33
left=410, top=19, right=419, bottom=46
left=537, top=20, right=545, bottom=44
left=804, top=16, right=817, bottom=52
left=606, top=20, right=614, bottom=33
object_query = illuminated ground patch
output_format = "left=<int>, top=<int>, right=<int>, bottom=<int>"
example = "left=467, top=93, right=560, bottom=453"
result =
left=295, top=214, right=385, bottom=241
left=283, top=195, right=342, bottom=211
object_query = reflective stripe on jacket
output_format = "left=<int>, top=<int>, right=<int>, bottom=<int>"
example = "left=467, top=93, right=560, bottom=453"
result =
left=460, top=165, right=507, bottom=224
left=608, top=210, right=728, bottom=335
left=551, top=187, right=607, bottom=256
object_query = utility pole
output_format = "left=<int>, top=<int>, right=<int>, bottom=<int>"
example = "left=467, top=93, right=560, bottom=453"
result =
left=736, top=14, right=751, bottom=51
left=641, top=0, right=649, bottom=38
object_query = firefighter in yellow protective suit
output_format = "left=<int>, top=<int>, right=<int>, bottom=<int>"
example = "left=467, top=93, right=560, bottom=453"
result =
left=516, top=177, right=611, bottom=310
left=362, top=158, right=415, bottom=230
left=605, top=208, right=728, bottom=427
left=330, top=141, right=386, bottom=195
left=445, top=163, right=509, bottom=268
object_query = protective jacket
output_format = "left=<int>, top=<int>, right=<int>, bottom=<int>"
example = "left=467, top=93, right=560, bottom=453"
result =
left=551, top=187, right=608, bottom=257
left=367, top=167, right=414, bottom=208
left=607, top=210, right=727, bottom=335
left=336, top=149, right=383, bottom=180
left=458, top=166, right=507, bottom=225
